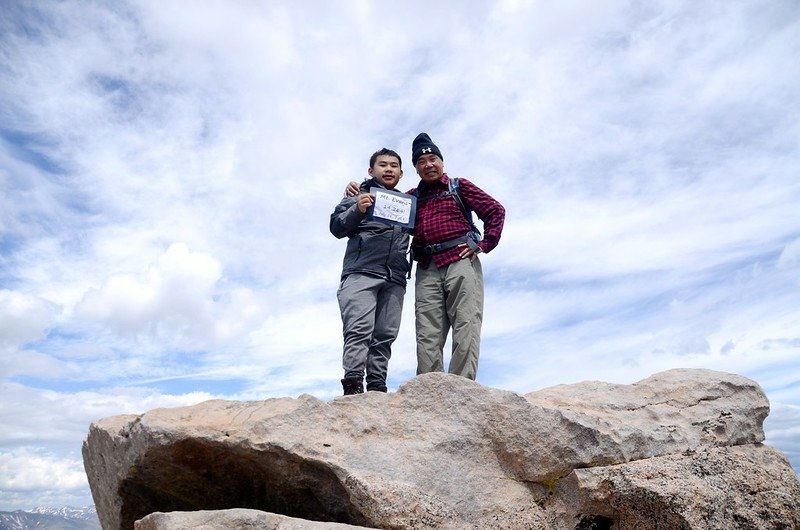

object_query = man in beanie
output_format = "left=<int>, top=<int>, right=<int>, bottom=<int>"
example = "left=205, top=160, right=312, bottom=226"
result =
left=330, top=148, right=411, bottom=395
left=408, top=132, right=505, bottom=380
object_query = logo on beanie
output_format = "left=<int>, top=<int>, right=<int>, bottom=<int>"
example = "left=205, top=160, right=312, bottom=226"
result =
left=421, top=148, right=432, bottom=154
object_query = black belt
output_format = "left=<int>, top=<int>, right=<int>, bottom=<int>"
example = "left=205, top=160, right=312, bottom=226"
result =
left=418, top=235, right=471, bottom=256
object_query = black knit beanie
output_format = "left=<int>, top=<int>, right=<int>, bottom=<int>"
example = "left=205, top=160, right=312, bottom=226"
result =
left=411, top=132, right=443, bottom=166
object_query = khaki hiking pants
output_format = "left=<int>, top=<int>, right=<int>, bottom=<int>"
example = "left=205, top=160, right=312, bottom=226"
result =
left=414, top=257, right=484, bottom=380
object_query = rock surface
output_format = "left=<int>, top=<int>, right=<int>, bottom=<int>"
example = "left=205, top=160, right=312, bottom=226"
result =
left=82, top=368, right=800, bottom=529
left=547, top=444, right=800, bottom=529
left=135, top=509, right=372, bottom=529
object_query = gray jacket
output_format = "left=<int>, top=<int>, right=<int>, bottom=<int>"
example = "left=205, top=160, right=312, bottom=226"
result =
left=330, top=179, right=411, bottom=287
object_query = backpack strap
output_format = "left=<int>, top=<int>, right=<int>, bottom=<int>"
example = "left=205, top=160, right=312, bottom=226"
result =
left=414, top=178, right=478, bottom=232
left=449, top=178, right=481, bottom=242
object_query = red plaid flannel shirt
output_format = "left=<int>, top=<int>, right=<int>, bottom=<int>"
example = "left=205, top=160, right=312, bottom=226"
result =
left=409, top=173, right=505, bottom=269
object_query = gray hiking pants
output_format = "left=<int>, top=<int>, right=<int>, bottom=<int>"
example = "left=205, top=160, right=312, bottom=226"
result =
left=337, top=273, right=405, bottom=386
left=415, top=257, right=484, bottom=380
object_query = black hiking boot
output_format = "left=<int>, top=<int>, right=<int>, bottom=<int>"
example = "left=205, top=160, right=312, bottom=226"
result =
left=366, top=382, right=388, bottom=392
left=341, top=377, right=364, bottom=395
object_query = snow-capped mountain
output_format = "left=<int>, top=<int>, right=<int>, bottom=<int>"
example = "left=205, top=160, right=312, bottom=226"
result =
left=0, top=506, right=100, bottom=530
left=26, top=507, right=97, bottom=521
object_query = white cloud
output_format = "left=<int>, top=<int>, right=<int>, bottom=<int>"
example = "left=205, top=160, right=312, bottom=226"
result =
left=75, top=243, right=222, bottom=344
left=777, top=237, right=800, bottom=272
left=765, top=403, right=800, bottom=473
left=0, top=381, right=220, bottom=510
left=0, top=290, right=56, bottom=346
left=0, top=449, right=87, bottom=492
left=0, top=382, right=221, bottom=465
left=0, top=348, right=67, bottom=380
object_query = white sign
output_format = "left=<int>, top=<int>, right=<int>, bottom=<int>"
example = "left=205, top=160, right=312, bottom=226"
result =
left=369, top=188, right=416, bottom=229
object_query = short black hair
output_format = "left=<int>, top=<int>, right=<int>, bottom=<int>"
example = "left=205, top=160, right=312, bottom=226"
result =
left=369, top=148, right=402, bottom=169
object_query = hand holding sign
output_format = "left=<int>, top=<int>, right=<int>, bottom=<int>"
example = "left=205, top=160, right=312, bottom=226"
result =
left=356, top=193, right=374, bottom=213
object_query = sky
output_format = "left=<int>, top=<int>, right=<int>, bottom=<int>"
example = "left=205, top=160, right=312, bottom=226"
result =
left=1, top=0, right=799, bottom=511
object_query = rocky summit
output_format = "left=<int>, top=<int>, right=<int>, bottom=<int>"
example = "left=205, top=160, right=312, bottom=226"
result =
left=82, top=369, right=800, bottom=529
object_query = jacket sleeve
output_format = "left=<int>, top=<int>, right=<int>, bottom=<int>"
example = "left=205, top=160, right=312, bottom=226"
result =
left=330, top=197, right=366, bottom=239
left=457, top=178, right=506, bottom=253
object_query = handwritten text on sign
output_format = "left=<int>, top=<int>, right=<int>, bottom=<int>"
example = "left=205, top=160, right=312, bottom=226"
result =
left=373, top=190, right=413, bottom=224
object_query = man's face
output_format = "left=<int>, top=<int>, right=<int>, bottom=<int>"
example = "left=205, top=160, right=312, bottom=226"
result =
left=368, top=155, right=403, bottom=189
left=415, top=153, right=443, bottom=184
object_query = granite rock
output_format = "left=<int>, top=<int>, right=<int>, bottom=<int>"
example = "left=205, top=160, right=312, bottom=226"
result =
left=82, top=369, right=798, bottom=529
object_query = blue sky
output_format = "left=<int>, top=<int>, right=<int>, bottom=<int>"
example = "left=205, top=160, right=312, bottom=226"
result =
left=1, top=0, right=799, bottom=510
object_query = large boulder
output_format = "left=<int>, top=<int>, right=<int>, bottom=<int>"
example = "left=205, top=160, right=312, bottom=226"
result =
left=82, top=369, right=799, bottom=529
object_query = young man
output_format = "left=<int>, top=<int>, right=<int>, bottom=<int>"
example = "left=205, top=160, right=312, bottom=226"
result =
left=330, top=148, right=411, bottom=395
left=408, top=133, right=505, bottom=380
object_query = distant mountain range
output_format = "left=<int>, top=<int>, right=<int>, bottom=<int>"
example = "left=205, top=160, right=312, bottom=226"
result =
left=0, top=506, right=100, bottom=530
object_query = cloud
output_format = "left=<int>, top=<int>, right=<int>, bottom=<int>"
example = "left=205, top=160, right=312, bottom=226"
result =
left=0, top=290, right=56, bottom=346
left=0, top=380, right=220, bottom=510
left=778, top=237, right=800, bottom=272
left=765, top=403, right=800, bottom=473
left=0, top=445, right=95, bottom=511
left=0, top=348, right=67, bottom=380
left=0, top=449, right=87, bottom=492
left=0, top=381, right=214, bottom=447
left=76, top=243, right=221, bottom=342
